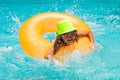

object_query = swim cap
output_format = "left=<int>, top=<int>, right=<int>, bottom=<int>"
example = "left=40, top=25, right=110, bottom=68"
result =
left=56, top=20, right=76, bottom=35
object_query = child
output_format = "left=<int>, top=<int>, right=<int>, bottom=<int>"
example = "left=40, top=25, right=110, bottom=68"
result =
left=45, top=20, right=94, bottom=59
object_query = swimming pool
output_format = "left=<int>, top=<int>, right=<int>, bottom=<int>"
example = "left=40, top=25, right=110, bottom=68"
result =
left=0, top=0, right=120, bottom=79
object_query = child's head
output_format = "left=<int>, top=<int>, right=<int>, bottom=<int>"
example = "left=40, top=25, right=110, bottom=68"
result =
left=53, top=20, right=78, bottom=54
left=56, top=20, right=77, bottom=44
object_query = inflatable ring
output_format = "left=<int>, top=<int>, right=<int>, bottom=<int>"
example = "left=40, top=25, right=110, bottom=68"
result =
left=19, top=12, right=91, bottom=58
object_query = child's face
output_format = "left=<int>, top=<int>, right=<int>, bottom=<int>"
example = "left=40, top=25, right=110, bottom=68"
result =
left=61, top=32, right=77, bottom=44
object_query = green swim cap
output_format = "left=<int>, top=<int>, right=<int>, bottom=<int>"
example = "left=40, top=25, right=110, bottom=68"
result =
left=56, top=20, right=76, bottom=35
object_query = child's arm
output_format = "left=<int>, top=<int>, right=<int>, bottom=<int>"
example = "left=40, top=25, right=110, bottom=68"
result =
left=77, top=30, right=94, bottom=43
left=78, top=31, right=95, bottom=49
left=44, top=39, right=56, bottom=59
left=77, top=30, right=95, bottom=49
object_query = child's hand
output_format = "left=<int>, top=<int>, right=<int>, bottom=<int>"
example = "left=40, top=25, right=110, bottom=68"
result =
left=90, top=42, right=95, bottom=50
left=45, top=47, right=54, bottom=59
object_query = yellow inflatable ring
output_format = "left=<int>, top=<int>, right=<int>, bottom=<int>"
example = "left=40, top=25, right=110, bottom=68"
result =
left=19, top=12, right=91, bottom=58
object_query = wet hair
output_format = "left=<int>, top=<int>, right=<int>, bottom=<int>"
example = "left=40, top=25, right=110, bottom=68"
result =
left=53, top=30, right=78, bottom=55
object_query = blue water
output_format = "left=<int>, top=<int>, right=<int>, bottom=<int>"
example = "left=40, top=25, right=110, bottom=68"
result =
left=0, top=0, right=120, bottom=79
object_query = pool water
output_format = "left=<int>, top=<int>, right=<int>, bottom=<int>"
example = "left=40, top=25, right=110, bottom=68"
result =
left=0, top=0, right=120, bottom=79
